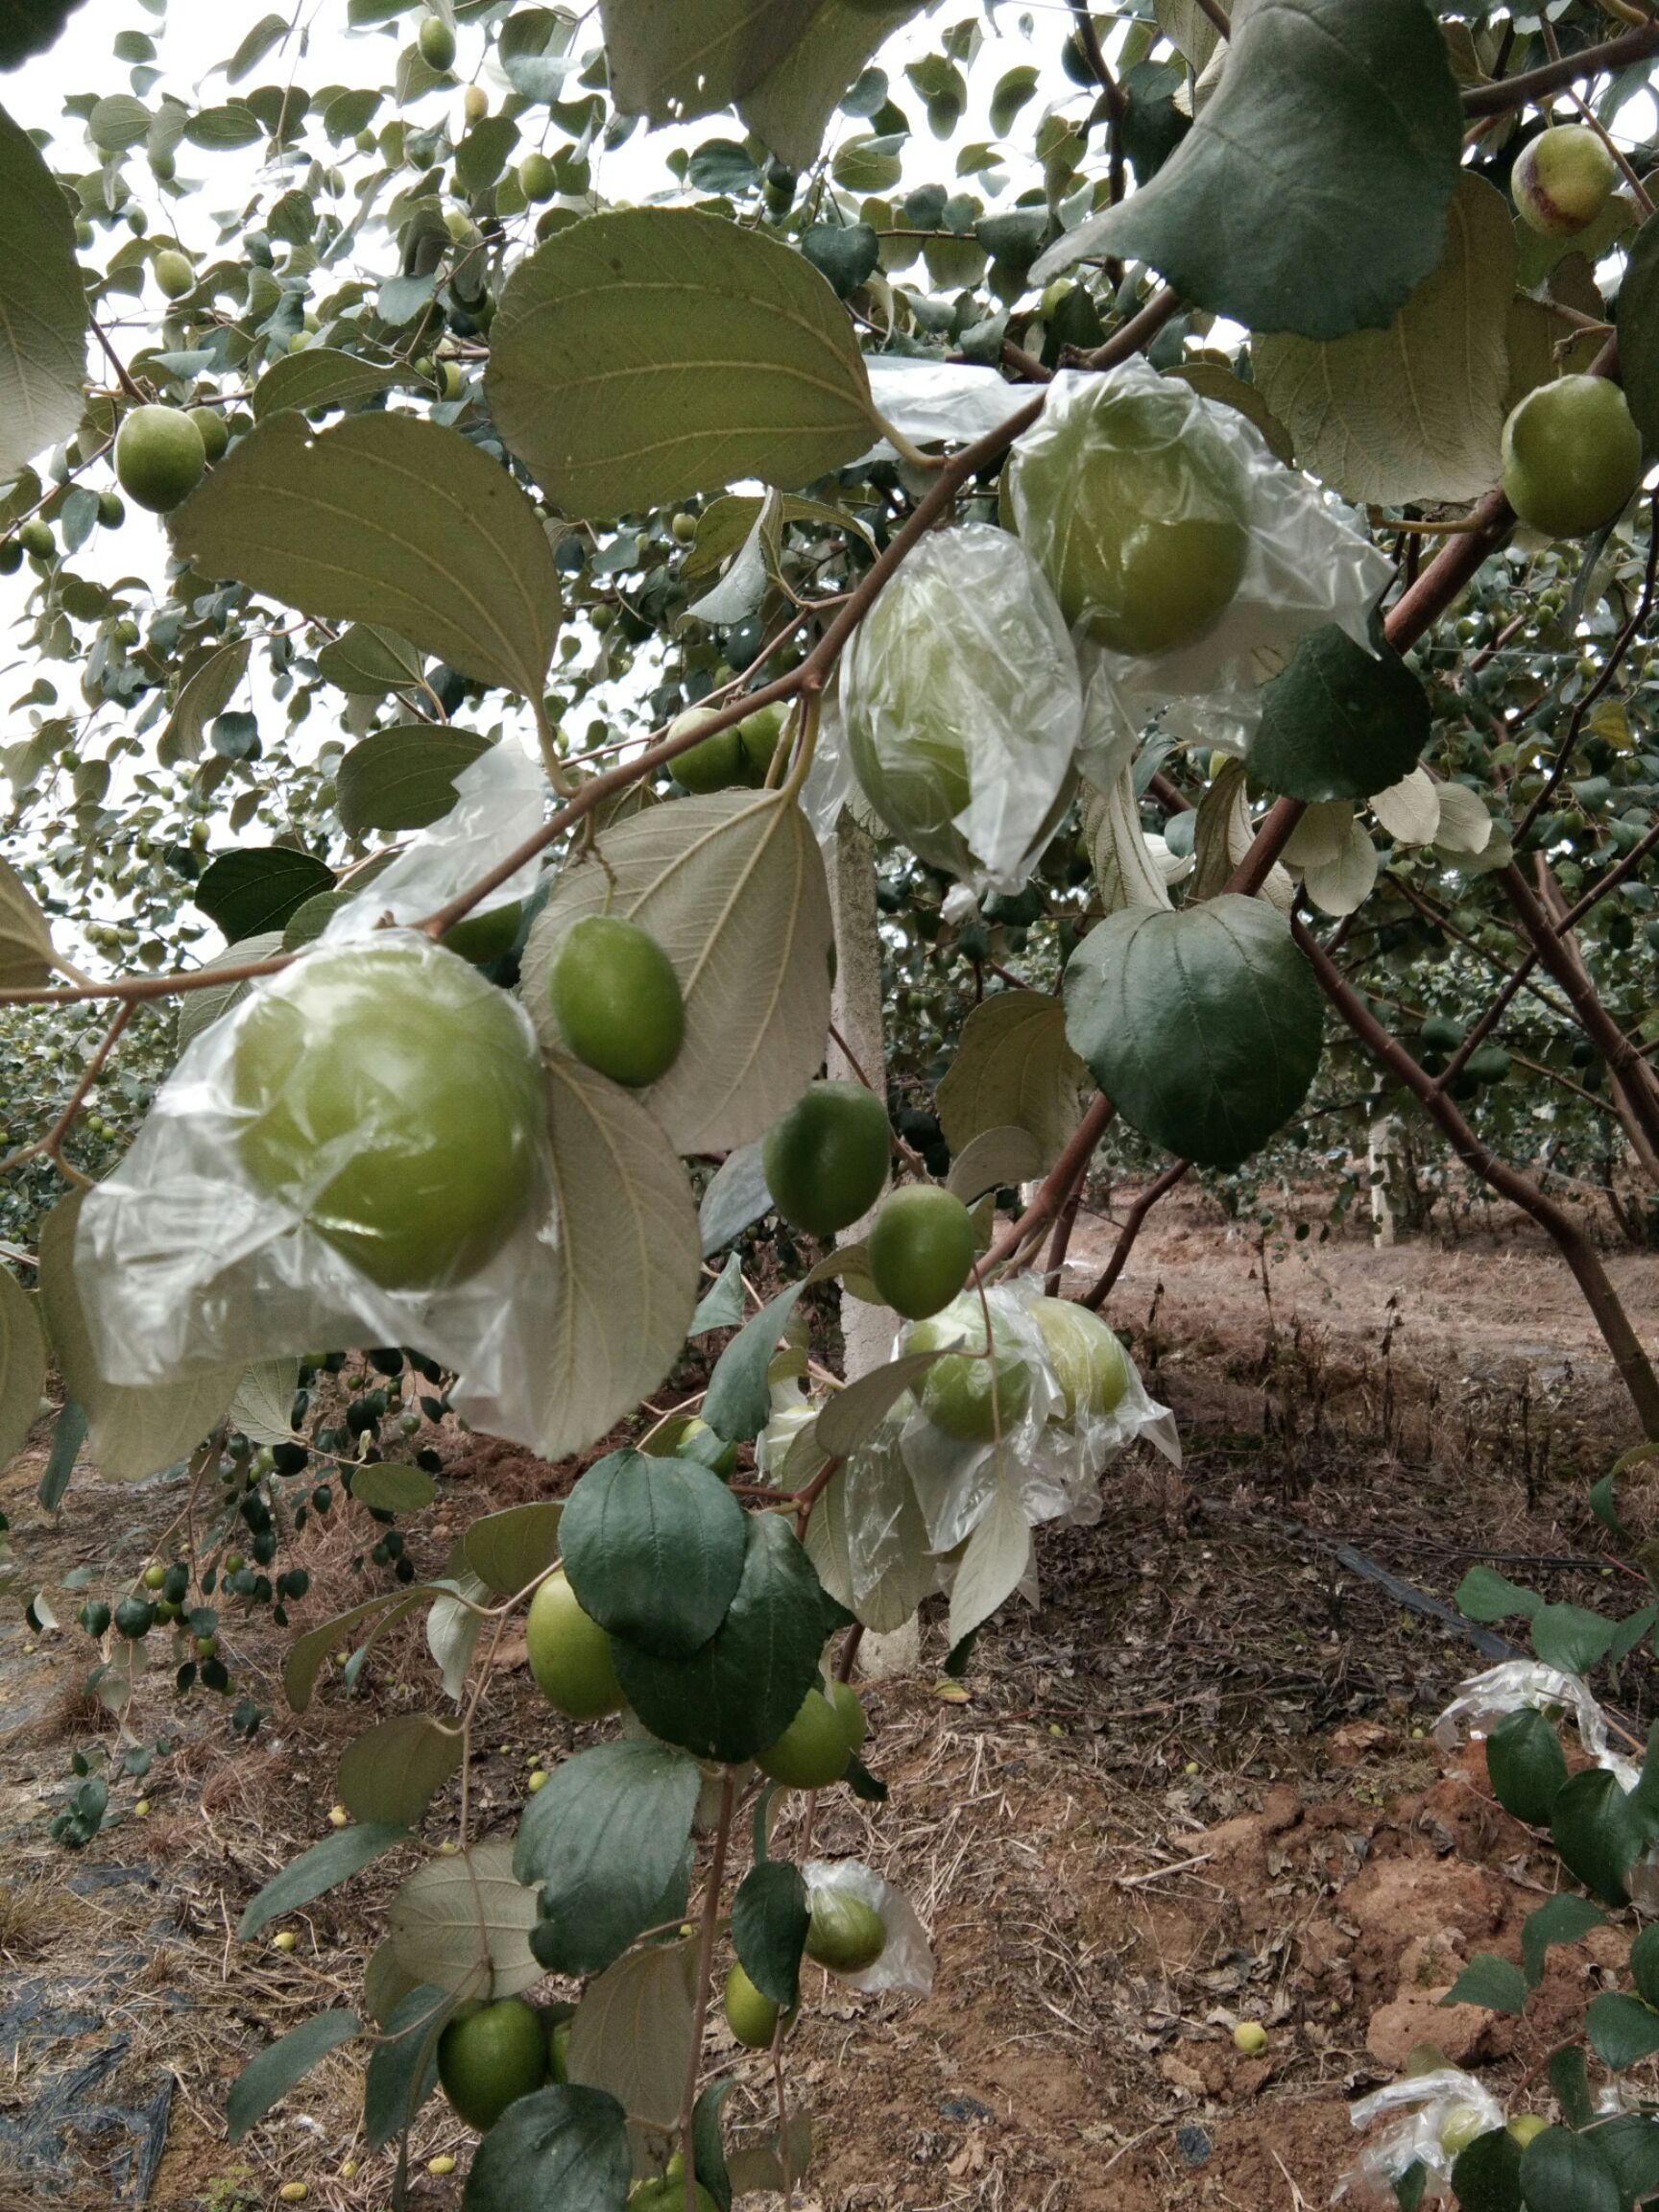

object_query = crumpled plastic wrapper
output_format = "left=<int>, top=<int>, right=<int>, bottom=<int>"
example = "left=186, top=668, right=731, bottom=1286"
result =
left=841, top=521, right=1082, bottom=894
left=1434, top=1659, right=1640, bottom=1791
left=804, top=1857, right=934, bottom=1999
left=860, top=357, right=1035, bottom=463
left=1005, top=362, right=1393, bottom=765
left=73, top=922, right=567, bottom=1454
left=1336, top=2069, right=1505, bottom=2201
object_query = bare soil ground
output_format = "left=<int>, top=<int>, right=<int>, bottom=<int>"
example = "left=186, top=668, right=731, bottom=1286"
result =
left=2, top=1186, right=1657, bottom=2212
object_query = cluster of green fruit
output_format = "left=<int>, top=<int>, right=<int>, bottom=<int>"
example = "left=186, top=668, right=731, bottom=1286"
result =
left=111, top=394, right=228, bottom=515
left=667, top=699, right=790, bottom=793
left=436, top=1991, right=573, bottom=2134
left=902, top=1289, right=1129, bottom=1445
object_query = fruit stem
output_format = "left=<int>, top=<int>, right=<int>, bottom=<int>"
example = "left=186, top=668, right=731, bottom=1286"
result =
left=679, top=1768, right=737, bottom=2212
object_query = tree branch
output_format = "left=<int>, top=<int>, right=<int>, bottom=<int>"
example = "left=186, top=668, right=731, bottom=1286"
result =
left=1079, top=1160, right=1190, bottom=1310
left=1461, top=24, right=1659, bottom=114
left=681, top=1769, right=737, bottom=2210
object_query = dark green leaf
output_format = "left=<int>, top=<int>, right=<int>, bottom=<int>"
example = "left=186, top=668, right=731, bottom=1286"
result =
left=597, top=0, right=823, bottom=130
left=1589, top=2114, right=1659, bottom=2209
left=1455, top=1565, right=1544, bottom=1623
left=1248, top=625, right=1430, bottom=804
left=1521, top=1894, right=1602, bottom=1989
left=1548, top=2043, right=1595, bottom=2131
left=315, top=623, right=423, bottom=696
left=349, top=1463, right=437, bottom=1515
left=733, top=1859, right=808, bottom=2008
left=464, top=1501, right=564, bottom=1596
left=0, top=105, right=89, bottom=484
left=1608, top=1603, right=1658, bottom=1666
left=1586, top=1990, right=1659, bottom=2072
left=800, top=221, right=879, bottom=299
left=337, top=1714, right=461, bottom=1829
left=194, top=847, right=335, bottom=940
left=455, top=114, right=519, bottom=195
left=1441, top=1952, right=1526, bottom=2014
left=226, top=12, right=288, bottom=83
left=36, top=1398, right=84, bottom=1512
left=562, top=1448, right=747, bottom=1659
left=1063, top=895, right=1323, bottom=1169
left=611, top=1512, right=833, bottom=1763
left=1452, top=2128, right=1523, bottom=2212
left=698, top=1142, right=773, bottom=1259
left=1392, top=2161, right=1427, bottom=2212
left=1617, top=207, right=1659, bottom=455
left=1520, top=2126, right=1621, bottom=2212
left=703, top=1283, right=806, bottom=1442
left=1486, top=1709, right=1568, bottom=1829
left=462, top=2083, right=631, bottom=2212
left=1631, top=1921, right=1659, bottom=2008
left=513, top=1739, right=702, bottom=1978
left=252, top=347, right=416, bottom=421
left=335, top=725, right=493, bottom=836
left=1552, top=1768, right=1644, bottom=1908
left=227, top=2008, right=360, bottom=2143
left=693, top=2074, right=736, bottom=2212
left=172, top=411, right=563, bottom=698
left=1530, top=1603, right=1617, bottom=1676
left=1030, top=0, right=1462, bottom=341
left=1589, top=1470, right=1626, bottom=1538
left=238, top=1821, right=408, bottom=1938
left=184, top=103, right=263, bottom=148
left=363, top=1983, right=456, bottom=2154
left=690, top=1253, right=746, bottom=1334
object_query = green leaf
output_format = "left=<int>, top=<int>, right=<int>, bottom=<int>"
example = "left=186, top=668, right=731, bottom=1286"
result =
left=251, top=347, right=418, bottom=421
left=733, top=1859, right=808, bottom=2008
left=1631, top=1921, right=1659, bottom=2008
left=801, top=221, right=879, bottom=300
left=704, top=1284, right=807, bottom=1444
left=1247, top=625, right=1431, bottom=805
left=461, top=2084, right=632, bottom=2212
left=691, top=1252, right=746, bottom=1334
left=1548, top=2044, right=1594, bottom=2131
left=1521, top=1894, right=1602, bottom=1988
left=596, top=0, right=823, bottom=130
left=1441, top=1952, right=1526, bottom=2014
left=315, top=623, right=423, bottom=696
left=1552, top=1768, right=1645, bottom=1907
left=1530, top=1603, right=1617, bottom=1676
left=36, top=1399, right=85, bottom=1512
left=486, top=208, right=878, bottom=520
left=816, top=1354, right=939, bottom=1456
left=804, top=1444, right=932, bottom=1636
left=1591, top=2114, right=1659, bottom=2209
left=1252, top=176, right=1513, bottom=504
left=950, top=1468, right=1034, bottom=1648
left=237, top=1821, right=408, bottom=1938
left=348, top=1461, right=436, bottom=1515
left=1392, top=2160, right=1428, bottom=2212
left=226, top=2008, right=361, bottom=2144
left=945, top=1125, right=1045, bottom=1206
left=1587, top=1990, right=1659, bottom=2072
left=1030, top=0, right=1462, bottom=341
left=175, top=931, right=282, bottom=1053
left=741, top=3, right=930, bottom=171
left=0, top=856, right=54, bottom=989
left=364, top=1983, right=457, bottom=2154
left=935, top=990, right=1086, bottom=1172
left=566, top=1941, right=695, bottom=2134
left=454, top=114, right=519, bottom=196
left=1485, top=1709, right=1569, bottom=1829
left=1618, top=206, right=1659, bottom=455
left=0, top=1267, right=45, bottom=1471
left=525, top=1053, right=701, bottom=1462
left=699, top=1143, right=773, bottom=1259
left=693, top=2074, right=736, bottom=2212
left=1608, top=1602, right=1657, bottom=1666
left=89, top=94, right=154, bottom=151
left=386, top=1840, right=541, bottom=1999
left=194, top=846, right=335, bottom=940
left=464, top=1501, right=564, bottom=1595
left=337, top=1714, right=462, bottom=1828
left=284, top=1589, right=439, bottom=1711
left=1520, top=2127, right=1621, bottom=2212
left=337, top=727, right=497, bottom=838
left=1064, top=895, right=1323, bottom=1169
left=184, top=103, right=263, bottom=149
left=1455, top=1565, right=1544, bottom=1623
left=561, top=1447, right=748, bottom=1660
left=171, top=411, right=563, bottom=698
left=1452, top=2128, right=1524, bottom=2212
left=0, top=106, right=89, bottom=485
left=38, top=1193, right=241, bottom=1485
left=513, top=1738, right=702, bottom=1978
left=226, top=12, right=289, bottom=83
left=610, top=1511, right=833, bottom=1763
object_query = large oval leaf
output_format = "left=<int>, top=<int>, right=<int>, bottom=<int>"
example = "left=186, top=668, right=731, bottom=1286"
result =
left=194, top=846, right=335, bottom=940
left=522, top=791, right=833, bottom=1154
left=171, top=411, right=562, bottom=698
left=487, top=208, right=879, bottom=519
left=1247, top=625, right=1431, bottom=805
left=386, top=1840, right=541, bottom=1999
left=565, top=1940, right=696, bottom=2133
left=0, top=1267, right=45, bottom=1470
left=560, top=1447, right=748, bottom=1659
left=461, top=2084, right=632, bottom=2212
left=0, top=854, right=56, bottom=987
left=0, top=104, right=88, bottom=484
left=597, top=0, right=824, bottom=129
left=337, top=1712, right=463, bottom=1828
left=1030, top=0, right=1462, bottom=341
left=335, top=724, right=493, bottom=835
left=935, top=989, right=1086, bottom=1171
left=527, top=1054, right=700, bottom=1462
left=251, top=346, right=417, bottom=421
left=1064, top=895, right=1323, bottom=1168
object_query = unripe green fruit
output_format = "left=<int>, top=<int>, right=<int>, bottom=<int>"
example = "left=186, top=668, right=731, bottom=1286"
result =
left=0, top=539, right=22, bottom=573
left=526, top=1568, right=624, bottom=1719
left=828, top=1678, right=867, bottom=1753
left=737, top=703, right=786, bottom=784
left=1511, top=124, right=1619, bottom=237
left=1507, top=2114, right=1549, bottom=2148
left=547, top=914, right=685, bottom=1087
left=724, top=1962, right=795, bottom=2049
left=642, top=1412, right=737, bottom=1479
left=18, top=518, right=54, bottom=559
left=231, top=941, right=542, bottom=1290
left=142, top=1561, right=167, bottom=1591
left=439, top=360, right=464, bottom=401
left=440, top=900, right=520, bottom=965
left=1438, top=2104, right=1489, bottom=2156
left=1501, top=375, right=1643, bottom=539
left=154, top=249, right=194, bottom=300
left=546, top=2013, right=571, bottom=2081
left=418, top=14, right=456, bottom=69
left=670, top=511, right=697, bottom=544
left=518, top=152, right=557, bottom=202
left=904, top=1297, right=1032, bottom=1443
left=114, top=404, right=206, bottom=513
left=1008, top=376, right=1250, bottom=655
left=79, top=1599, right=111, bottom=1637
left=804, top=1889, right=886, bottom=1974
left=867, top=1184, right=975, bottom=1320
left=762, top=1079, right=890, bottom=1238
left=463, top=84, right=488, bottom=126
left=630, top=2183, right=717, bottom=2212
left=1031, top=1296, right=1130, bottom=1422
left=757, top=1687, right=851, bottom=1790
left=189, top=406, right=228, bottom=464
left=436, top=1997, right=547, bottom=2132
left=668, top=707, right=745, bottom=793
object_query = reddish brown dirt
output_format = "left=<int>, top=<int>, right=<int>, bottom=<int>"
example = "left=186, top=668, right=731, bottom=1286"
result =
left=2, top=1187, right=1656, bottom=2210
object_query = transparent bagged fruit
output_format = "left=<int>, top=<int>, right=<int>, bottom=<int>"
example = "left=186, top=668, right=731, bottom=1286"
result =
left=1003, top=361, right=1392, bottom=773
left=1336, top=2069, right=1505, bottom=2201
left=841, top=521, right=1083, bottom=894
left=803, top=1857, right=934, bottom=1998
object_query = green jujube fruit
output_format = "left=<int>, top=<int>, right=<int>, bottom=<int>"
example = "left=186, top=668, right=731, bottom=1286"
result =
left=1501, top=375, right=1643, bottom=540
left=437, top=1997, right=548, bottom=2132
left=762, top=1079, right=890, bottom=1238
left=1007, top=372, right=1251, bottom=656
left=547, top=913, right=685, bottom=1087
left=231, top=941, right=542, bottom=1291
left=804, top=1890, right=887, bottom=1974
left=668, top=706, right=745, bottom=793
left=903, top=1296, right=1032, bottom=1442
left=828, top=1679, right=867, bottom=1753
left=526, top=1569, right=626, bottom=1719
left=114, top=404, right=206, bottom=514
left=867, top=1184, right=976, bottom=1320
left=724, top=1962, right=794, bottom=2049
left=757, top=1687, right=852, bottom=1789
left=1031, top=1296, right=1130, bottom=1422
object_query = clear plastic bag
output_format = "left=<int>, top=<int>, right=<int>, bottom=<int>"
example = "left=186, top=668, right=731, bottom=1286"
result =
left=804, top=1857, right=934, bottom=1998
left=860, top=357, right=1035, bottom=462
left=1433, top=1659, right=1640, bottom=1790
left=841, top=521, right=1083, bottom=894
left=74, top=928, right=567, bottom=1454
left=1337, top=2070, right=1505, bottom=2201
left=1006, top=363, right=1393, bottom=762
left=324, top=738, right=547, bottom=939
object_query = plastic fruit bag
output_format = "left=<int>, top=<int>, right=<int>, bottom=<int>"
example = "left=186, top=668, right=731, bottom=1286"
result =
left=1337, top=2069, right=1505, bottom=2200
left=73, top=927, right=567, bottom=1454
left=803, top=1858, right=934, bottom=1998
left=841, top=521, right=1083, bottom=893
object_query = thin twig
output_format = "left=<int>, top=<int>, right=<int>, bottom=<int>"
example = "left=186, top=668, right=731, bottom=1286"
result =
left=680, top=1771, right=737, bottom=2210
left=1080, top=1161, right=1190, bottom=1310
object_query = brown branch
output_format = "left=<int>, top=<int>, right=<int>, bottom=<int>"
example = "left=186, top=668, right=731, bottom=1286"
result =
left=1461, top=25, right=1659, bottom=114
left=1079, top=1160, right=1190, bottom=1310
left=1068, top=1, right=1126, bottom=214
left=681, top=1769, right=737, bottom=2210
left=1190, top=0, right=1231, bottom=34
left=1042, top=1178, right=1085, bottom=1291
left=1554, top=816, right=1659, bottom=935
left=977, top=1094, right=1117, bottom=1279
left=91, top=318, right=145, bottom=404
left=1076, top=286, right=1182, bottom=370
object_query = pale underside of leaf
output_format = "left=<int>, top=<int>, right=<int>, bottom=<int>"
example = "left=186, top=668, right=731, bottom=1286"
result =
left=0, top=1266, right=45, bottom=1469
left=567, top=1938, right=697, bottom=2133
left=934, top=989, right=1086, bottom=1171
left=386, top=1839, right=540, bottom=1999
left=0, top=105, right=90, bottom=485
